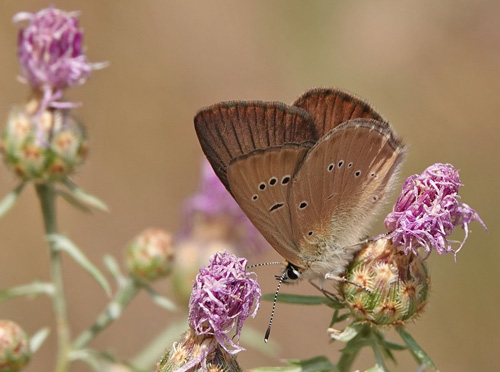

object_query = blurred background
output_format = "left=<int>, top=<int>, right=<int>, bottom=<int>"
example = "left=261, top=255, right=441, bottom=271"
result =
left=0, top=1, right=498, bottom=371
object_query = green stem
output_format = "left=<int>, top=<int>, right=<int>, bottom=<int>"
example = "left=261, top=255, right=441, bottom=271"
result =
left=35, top=183, right=71, bottom=372
left=72, top=277, right=140, bottom=349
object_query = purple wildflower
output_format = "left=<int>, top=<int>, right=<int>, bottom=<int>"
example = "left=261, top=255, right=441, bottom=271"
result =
left=385, top=163, right=486, bottom=256
left=188, top=251, right=261, bottom=354
left=13, top=7, right=105, bottom=109
left=182, top=160, right=269, bottom=256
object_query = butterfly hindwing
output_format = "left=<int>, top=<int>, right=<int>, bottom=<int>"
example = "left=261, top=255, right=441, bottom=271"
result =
left=227, top=144, right=312, bottom=267
left=293, top=88, right=386, bottom=137
left=194, top=101, right=318, bottom=191
left=289, top=119, right=406, bottom=259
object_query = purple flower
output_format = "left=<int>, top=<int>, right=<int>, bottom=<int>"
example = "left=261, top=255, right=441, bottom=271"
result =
left=188, top=251, right=261, bottom=354
left=182, top=160, right=269, bottom=256
left=385, top=163, right=486, bottom=256
left=13, top=7, right=105, bottom=108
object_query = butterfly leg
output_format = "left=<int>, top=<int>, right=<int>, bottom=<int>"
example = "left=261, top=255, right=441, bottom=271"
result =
left=308, top=279, right=344, bottom=304
left=324, top=273, right=373, bottom=294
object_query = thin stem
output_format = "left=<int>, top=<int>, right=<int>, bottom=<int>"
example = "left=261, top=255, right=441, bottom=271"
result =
left=36, top=183, right=71, bottom=372
left=72, top=277, right=140, bottom=349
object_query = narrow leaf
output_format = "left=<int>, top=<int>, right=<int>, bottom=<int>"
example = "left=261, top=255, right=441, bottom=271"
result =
left=143, top=285, right=177, bottom=311
left=0, top=183, right=25, bottom=218
left=61, top=179, right=108, bottom=212
left=397, top=327, right=437, bottom=370
left=48, top=234, right=111, bottom=296
left=262, top=293, right=332, bottom=305
left=0, top=281, right=54, bottom=302
left=286, top=356, right=337, bottom=372
left=103, top=254, right=124, bottom=284
left=57, top=188, right=92, bottom=213
left=29, top=327, right=50, bottom=353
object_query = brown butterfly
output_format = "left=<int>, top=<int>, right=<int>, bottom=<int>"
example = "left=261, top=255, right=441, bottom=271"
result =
left=194, top=88, right=406, bottom=286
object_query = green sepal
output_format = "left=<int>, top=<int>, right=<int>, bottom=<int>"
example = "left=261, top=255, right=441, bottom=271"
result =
left=61, top=179, right=108, bottom=212
left=29, top=327, right=51, bottom=353
left=0, top=182, right=26, bottom=218
left=47, top=233, right=111, bottom=296
left=397, top=327, right=437, bottom=370
left=252, top=356, right=337, bottom=372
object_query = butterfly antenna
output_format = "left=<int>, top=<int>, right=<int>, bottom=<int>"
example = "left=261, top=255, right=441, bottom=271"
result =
left=264, top=271, right=286, bottom=343
left=247, top=262, right=282, bottom=270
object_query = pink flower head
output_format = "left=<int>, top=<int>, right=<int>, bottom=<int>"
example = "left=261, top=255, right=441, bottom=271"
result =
left=14, top=7, right=105, bottom=108
left=182, top=160, right=270, bottom=256
left=188, top=251, right=261, bottom=354
left=385, top=163, right=486, bottom=256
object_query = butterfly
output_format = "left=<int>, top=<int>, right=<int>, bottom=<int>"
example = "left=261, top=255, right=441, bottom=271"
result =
left=194, top=88, right=406, bottom=285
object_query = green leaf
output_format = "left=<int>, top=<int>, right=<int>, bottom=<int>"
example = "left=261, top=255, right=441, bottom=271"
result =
left=61, top=179, right=108, bottom=212
left=103, top=254, right=124, bottom=284
left=0, top=183, right=25, bottom=218
left=29, top=327, right=50, bottom=353
left=397, top=327, right=437, bottom=370
left=252, top=356, right=337, bottom=372
left=57, top=188, right=92, bottom=213
left=47, top=234, right=111, bottom=297
left=262, top=293, right=332, bottom=305
left=330, top=323, right=363, bottom=342
left=0, top=281, right=54, bottom=302
left=143, top=285, right=177, bottom=311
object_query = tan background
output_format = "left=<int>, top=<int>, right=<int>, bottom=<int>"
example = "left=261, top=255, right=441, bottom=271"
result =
left=0, top=1, right=499, bottom=371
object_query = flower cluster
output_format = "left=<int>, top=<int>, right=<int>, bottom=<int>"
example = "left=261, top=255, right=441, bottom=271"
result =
left=14, top=7, right=104, bottom=109
left=188, top=251, right=261, bottom=354
left=385, top=163, right=486, bottom=256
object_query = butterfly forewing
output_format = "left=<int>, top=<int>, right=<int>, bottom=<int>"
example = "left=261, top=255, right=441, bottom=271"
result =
left=293, top=88, right=386, bottom=137
left=194, top=102, right=318, bottom=191
left=289, top=119, right=406, bottom=260
left=227, top=144, right=312, bottom=267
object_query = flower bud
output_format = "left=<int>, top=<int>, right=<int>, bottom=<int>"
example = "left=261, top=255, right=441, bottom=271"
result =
left=1, top=96, right=87, bottom=182
left=340, top=238, right=430, bottom=325
left=0, top=320, right=31, bottom=372
left=157, top=329, right=242, bottom=372
left=125, top=228, right=175, bottom=282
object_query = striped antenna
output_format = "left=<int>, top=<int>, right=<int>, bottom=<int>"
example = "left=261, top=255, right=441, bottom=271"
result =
left=264, top=270, right=286, bottom=343
left=247, top=261, right=283, bottom=270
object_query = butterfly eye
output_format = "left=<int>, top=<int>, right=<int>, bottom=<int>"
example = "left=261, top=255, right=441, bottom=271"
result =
left=307, top=231, right=313, bottom=236
left=281, top=175, right=291, bottom=185
left=269, top=177, right=278, bottom=186
left=338, top=160, right=344, bottom=168
left=327, top=163, right=334, bottom=172
left=355, top=170, right=361, bottom=177
left=258, top=182, right=266, bottom=190
left=298, top=201, right=308, bottom=210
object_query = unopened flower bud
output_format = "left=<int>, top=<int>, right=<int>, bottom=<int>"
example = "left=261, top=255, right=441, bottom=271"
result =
left=0, top=320, right=31, bottom=372
left=157, top=329, right=242, bottom=372
left=341, top=238, right=430, bottom=325
left=1, top=97, right=87, bottom=182
left=126, top=228, right=175, bottom=281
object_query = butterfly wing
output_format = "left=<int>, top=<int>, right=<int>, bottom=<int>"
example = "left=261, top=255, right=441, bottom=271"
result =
left=293, top=88, right=385, bottom=137
left=194, top=101, right=318, bottom=191
left=227, top=144, right=311, bottom=267
left=289, top=119, right=406, bottom=266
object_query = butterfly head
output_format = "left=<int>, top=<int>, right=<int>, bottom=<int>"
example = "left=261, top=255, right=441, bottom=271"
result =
left=279, top=262, right=303, bottom=284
